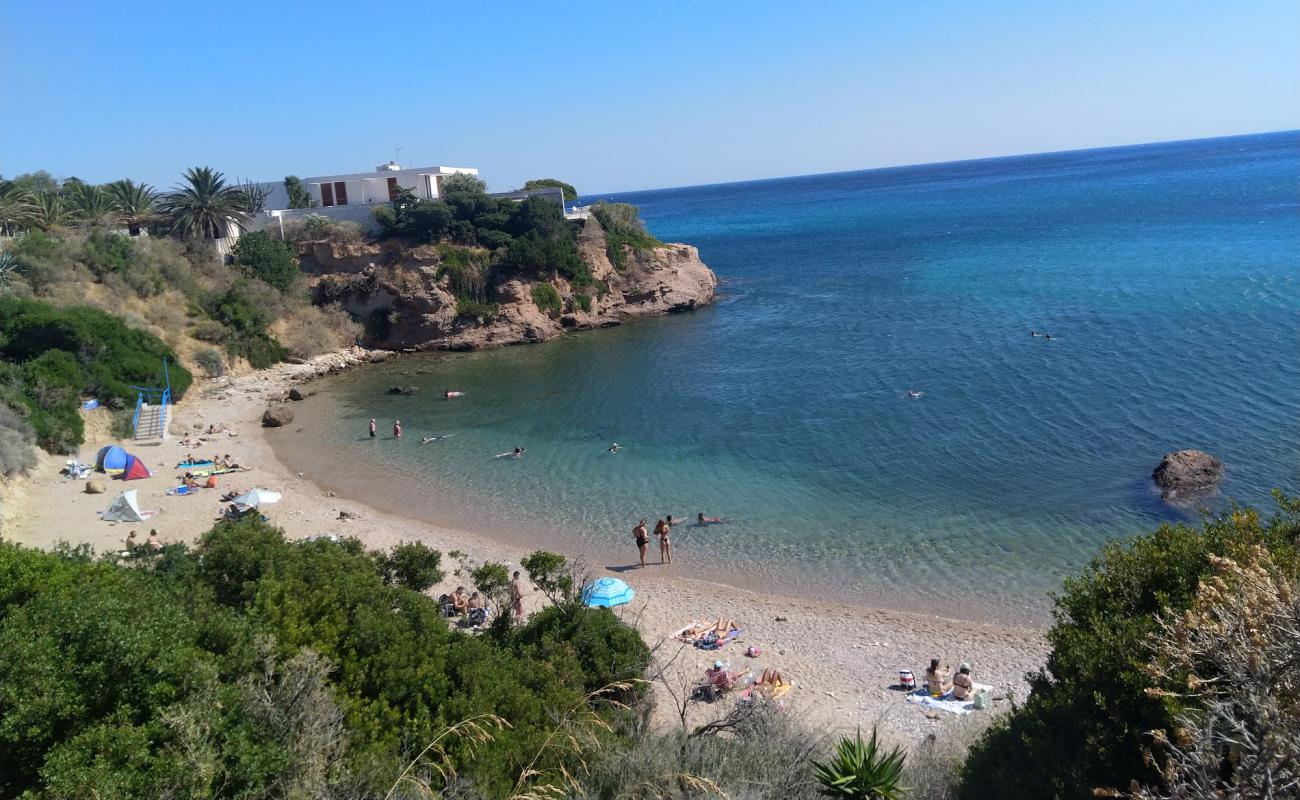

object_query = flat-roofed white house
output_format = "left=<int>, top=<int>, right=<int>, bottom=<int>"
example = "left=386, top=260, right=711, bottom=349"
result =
left=299, top=162, right=479, bottom=208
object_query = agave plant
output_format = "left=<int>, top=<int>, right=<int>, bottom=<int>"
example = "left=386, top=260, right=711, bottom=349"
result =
left=811, top=727, right=907, bottom=800
left=64, top=181, right=117, bottom=225
left=160, top=166, right=250, bottom=239
left=236, top=179, right=271, bottom=214
left=107, top=179, right=159, bottom=235
left=0, top=251, right=20, bottom=288
left=28, top=192, right=70, bottom=231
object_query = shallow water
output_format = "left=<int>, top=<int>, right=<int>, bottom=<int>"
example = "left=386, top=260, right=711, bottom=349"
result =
left=272, top=132, right=1300, bottom=626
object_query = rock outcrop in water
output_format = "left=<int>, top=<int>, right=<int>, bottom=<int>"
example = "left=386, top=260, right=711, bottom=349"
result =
left=1152, top=449, right=1223, bottom=501
left=300, top=217, right=716, bottom=351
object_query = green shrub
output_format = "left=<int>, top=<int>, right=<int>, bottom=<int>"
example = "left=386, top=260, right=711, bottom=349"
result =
left=592, top=202, right=662, bottom=271
left=522, top=178, right=578, bottom=201
left=572, top=292, right=592, bottom=313
left=194, top=347, right=224, bottom=377
left=207, top=282, right=286, bottom=368
left=531, top=283, right=562, bottom=313
left=232, top=230, right=300, bottom=292
left=376, top=541, right=443, bottom=593
left=512, top=604, right=650, bottom=695
left=956, top=500, right=1300, bottom=800
left=812, top=727, right=906, bottom=800
left=284, top=175, right=313, bottom=209
left=80, top=230, right=135, bottom=279
left=455, top=298, right=498, bottom=322
left=0, top=403, right=37, bottom=476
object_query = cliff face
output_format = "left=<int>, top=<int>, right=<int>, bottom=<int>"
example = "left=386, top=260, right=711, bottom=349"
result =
left=301, top=217, right=717, bottom=351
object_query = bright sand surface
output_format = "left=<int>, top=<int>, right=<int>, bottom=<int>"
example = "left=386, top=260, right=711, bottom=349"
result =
left=0, top=350, right=1049, bottom=745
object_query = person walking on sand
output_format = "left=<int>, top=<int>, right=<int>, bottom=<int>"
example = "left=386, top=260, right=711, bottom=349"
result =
left=633, top=519, right=649, bottom=568
left=654, top=518, right=672, bottom=564
left=393, top=420, right=402, bottom=439
left=510, top=570, right=525, bottom=622
left=369, top=418, right=377, bottom=438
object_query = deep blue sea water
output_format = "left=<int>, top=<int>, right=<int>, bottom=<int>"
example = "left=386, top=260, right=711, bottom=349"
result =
left=274, top=132, right=1300, bottom=624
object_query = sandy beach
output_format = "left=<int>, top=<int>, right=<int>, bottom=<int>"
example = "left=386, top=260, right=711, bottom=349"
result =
left=0, top=349, right=1050, bottom=745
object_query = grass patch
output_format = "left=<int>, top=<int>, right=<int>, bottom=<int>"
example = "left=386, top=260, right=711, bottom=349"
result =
left=531, top=283, right=562, bottom=313
left=455, top=298, right=499, bottom=321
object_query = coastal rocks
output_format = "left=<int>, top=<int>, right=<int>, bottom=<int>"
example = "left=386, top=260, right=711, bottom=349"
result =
left=1152, top=449, right=1223, bottom=500
left=261, top=407, right=295, bottom=428
left=307, top=216, right=716, bottom=352
left=386, top=386, right=419, bottom=396
left=287, top=387, right=306, bottom=401
left=85, top=480, right=105, bottom=494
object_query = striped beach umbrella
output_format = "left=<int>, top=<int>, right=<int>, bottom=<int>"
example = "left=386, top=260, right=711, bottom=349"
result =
left=582, top=577, right=635, bottom=608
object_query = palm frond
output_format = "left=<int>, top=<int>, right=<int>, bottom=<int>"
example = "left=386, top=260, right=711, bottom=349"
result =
left=160, top=166, right=250, bottom=239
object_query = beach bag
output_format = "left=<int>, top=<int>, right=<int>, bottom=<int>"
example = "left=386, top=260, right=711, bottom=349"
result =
left=898, top=669, right=916, bottom=690
left=972, top=690, right=989, bottom=710
left=746, top=645, right=762, bottom=658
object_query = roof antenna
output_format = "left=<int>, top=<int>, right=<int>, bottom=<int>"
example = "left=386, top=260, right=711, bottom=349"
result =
left=394, top=146, right=404, bottom=169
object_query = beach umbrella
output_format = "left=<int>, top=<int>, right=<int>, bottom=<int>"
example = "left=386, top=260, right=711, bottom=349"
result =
left=582, top=577, right=635, bottom=608
left=229, top=489, right=282, bottom=509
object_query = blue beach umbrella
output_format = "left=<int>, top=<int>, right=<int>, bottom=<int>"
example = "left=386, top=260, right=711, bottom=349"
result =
left=582, top=577, right=635, bottom=608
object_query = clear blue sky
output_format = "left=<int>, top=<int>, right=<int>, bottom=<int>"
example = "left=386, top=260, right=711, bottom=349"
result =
left=2, top=1, right=1296, bottom=193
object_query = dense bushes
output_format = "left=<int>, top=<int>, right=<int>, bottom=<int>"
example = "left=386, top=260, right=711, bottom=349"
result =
left=232, top=230, right=299, bottom=291
left=0, top=519, right=653, bottom=798
left=531, top=282, right=562, bottom=313
left=206, top=282, right=286, bottom=368
left=0, top=297, right=191, bottom=452
left=956, top=498, right=1300, bottom=800
left=522, top=177, right=578, bottom=201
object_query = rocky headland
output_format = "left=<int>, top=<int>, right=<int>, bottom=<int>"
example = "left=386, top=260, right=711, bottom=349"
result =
left=299, top=216, right=717, bottom=351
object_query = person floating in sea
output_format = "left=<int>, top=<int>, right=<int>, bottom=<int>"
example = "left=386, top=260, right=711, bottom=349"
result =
left=393, top=420, right=403, bottom=438
left=633, top=519, right=649, bottom=568
left=654, top=518, right=672, bottom=564
left=1030, top=330, right=1039, bottom=337
left=608, top=442, right=621, bottom=453
left=1043, top=333, right=1053, bottom=340
left=444, top=390, right=464, bottom=398
left=697, top=513, right=725, bottom=525
left=907, top=390, right=924, bottom=399
left=369, top=419, right=377, bottom=438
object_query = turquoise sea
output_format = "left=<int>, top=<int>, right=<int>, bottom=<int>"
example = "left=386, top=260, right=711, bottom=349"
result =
left=272, top=132, right=1300, bottom=625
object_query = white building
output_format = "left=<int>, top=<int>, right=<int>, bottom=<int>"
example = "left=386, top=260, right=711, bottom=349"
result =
left=294, top=162, right=479, bottom=209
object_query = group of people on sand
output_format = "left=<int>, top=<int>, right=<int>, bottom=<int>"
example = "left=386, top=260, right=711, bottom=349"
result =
left=923, top=658, right=976, bottom=701
left=123, top=529, right=163, bottom=554
left=631, top=513, right=727, bottom=567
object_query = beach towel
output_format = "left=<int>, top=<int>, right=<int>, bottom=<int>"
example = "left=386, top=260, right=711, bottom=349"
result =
left=905, top=684, right=993, bottom=715
left=695, top=628, right=743, bottom=650
left=740, top=681, right=793, bottom=705
left=187, top=467, right=249, bottom=478
left=176, top=460, right=214, bottom=469
left=166, top=485, right=196, bottom=496
left=672, top=622, right=708, bottom=643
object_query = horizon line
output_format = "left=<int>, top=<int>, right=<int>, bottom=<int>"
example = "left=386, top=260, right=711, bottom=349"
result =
left=583, top=127, right=1299, bottom=198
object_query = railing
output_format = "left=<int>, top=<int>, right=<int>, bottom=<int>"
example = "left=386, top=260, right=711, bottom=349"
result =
left=129, top=358, right=172, bottom=440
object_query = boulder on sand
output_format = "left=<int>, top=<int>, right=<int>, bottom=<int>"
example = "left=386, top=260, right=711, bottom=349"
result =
left=85, top=480, right=105, bottom=494
left=262, top=407, right=295, bottom=427
left=1152, top=449, right=1223, bottom=501
left=287, top=387, right=305, bottom=401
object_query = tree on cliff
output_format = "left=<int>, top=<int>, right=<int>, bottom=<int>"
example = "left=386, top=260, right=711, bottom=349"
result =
left=523, top=178, right=578, bottom=201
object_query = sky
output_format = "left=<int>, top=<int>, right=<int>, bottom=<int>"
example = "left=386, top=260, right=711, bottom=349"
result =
left=2, top=1, right=1297, bottom=194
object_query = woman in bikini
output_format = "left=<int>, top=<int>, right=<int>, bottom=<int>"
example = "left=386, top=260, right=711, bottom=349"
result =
left=654, top=518, right=672, bottom=564
left=633, top=520, right=649, bottom=568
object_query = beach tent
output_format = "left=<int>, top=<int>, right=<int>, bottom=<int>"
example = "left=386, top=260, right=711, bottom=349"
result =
left=95, top=445, right=129, bottom=474
left=119, top=454, right=151, bottom=481
left=101, top=490, right=147, bottom=523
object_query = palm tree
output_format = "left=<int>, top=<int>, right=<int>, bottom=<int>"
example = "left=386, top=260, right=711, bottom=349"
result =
left=0, top=180, right=34, bottom=236
left=107, top=179, right=158, bottom=236
left=28, top=192, right=69, bottom=231
left=64, top=181, right=117, bottom=226
left=160, top=167, right=249, bottom=239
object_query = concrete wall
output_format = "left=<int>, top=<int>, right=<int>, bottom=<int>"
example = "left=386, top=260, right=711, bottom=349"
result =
left=245, top=204, right=386, bottom=236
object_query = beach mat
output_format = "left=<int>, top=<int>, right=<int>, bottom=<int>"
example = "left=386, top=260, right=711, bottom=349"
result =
left=906, top=684, right=993, bottom=715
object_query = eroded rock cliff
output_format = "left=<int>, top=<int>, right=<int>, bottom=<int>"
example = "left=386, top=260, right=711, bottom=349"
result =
left=303, top=217, right=716, bottom=351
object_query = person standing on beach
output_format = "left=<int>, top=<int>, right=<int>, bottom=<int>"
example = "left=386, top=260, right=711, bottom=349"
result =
left=654, top=518, right=672, bottom=565
left=633, top=520, right=649, bottom=568
left=369, top=418, right=377, bottom=438
left=509, top=571, right=525, bottom=622
left=393, top=420, right=402, bottom=439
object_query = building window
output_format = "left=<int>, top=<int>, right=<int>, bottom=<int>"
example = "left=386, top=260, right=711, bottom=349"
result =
left=320, top=181, right=348, bottom=207
left=387, top=177, right=399, bottom=201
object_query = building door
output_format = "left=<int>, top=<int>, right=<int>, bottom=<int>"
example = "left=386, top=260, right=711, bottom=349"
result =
left=387, top=177, right=399, bottom=201
left=320, top=183, right=334, bottom=207
left=332, top=181, right=348, bottom=206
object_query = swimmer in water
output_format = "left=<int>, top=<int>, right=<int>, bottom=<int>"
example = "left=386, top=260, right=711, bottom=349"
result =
left=697, top=513, right=724, bottom=525
left=1043, top=333, right=1053, bottom=340
left=907, top=390, right=924, bottom=399
left=1030, top=330, right=1039, bottom=337
left=512, top=446, right=525, bottom=457
left=421, top=434, right=454, bottom=445
left=609, top=442, right=621, bottom=453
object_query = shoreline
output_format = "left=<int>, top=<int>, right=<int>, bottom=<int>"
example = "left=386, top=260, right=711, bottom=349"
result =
left=1, top=349, right=1050, bottom=743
